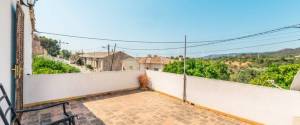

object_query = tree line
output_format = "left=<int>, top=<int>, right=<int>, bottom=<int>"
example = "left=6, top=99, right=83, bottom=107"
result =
left=163, top=58, right=300, bottom=89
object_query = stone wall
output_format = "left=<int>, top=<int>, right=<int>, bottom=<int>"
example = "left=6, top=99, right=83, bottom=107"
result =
left=102, top=51, right=132, bottom=71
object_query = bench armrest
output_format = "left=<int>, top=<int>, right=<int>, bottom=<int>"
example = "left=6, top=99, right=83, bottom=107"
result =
left=16, top=101, right=69, bottom=116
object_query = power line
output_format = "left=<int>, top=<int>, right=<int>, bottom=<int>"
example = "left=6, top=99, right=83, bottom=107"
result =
left=116, top=24, right=300, bottom=50
left=190, top=39, right=300, bottom=55
left=117, top=33, right=300, bottom=51
left=119, top=39, right=300, bottom=57
left=189, top=24, right=300, bottom=43
left=35, top=31, right=184, bottom=43
left=35, top=23, right=300, bottom=44
left=69, top=30, right=300, bottom=53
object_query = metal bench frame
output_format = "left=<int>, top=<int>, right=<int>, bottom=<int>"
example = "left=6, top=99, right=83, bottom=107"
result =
left=0, top=83, right=76, bottom=125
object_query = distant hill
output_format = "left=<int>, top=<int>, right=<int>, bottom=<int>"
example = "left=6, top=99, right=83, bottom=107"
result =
left=262, top=48, right=300, bottom=57
left=204, top=47, right=300, bottom=58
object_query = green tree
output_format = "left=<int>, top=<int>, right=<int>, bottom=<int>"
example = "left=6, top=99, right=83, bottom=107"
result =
left=163, top=59, right=230, bottom=80
left=60, top=49, right=72, bottom=60
left=39, top=36, right=61, bottom=57
left=231, top=68, right=261, bottom=83
left=250, top=64, right=300, bottom=89
left=86, top=64, right=94, bottom=70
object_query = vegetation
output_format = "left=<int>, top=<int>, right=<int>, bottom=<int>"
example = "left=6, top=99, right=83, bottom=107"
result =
left=250, top=64, right=300, bottom=89
left=60, top=49, right=72, bottom=60
left=76, top=58, right=84, bottom=66
left=164, top=48, right=300, bottom=89
left=85, top=64, right=94, bottom=70
left=35, top=36, right=78, bottom=74
left=33, top=56, right=80, bottom=74
left=164, top=59, right=230, bottom=80
left=138, top=74, right=149, bottom=90
left=230, top=68, right=261, bottom=83
left=39, top=36, right=61, bottom=57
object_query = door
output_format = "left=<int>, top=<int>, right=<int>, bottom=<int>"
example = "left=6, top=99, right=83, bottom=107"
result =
left=14, top=2, right=25, bottom=111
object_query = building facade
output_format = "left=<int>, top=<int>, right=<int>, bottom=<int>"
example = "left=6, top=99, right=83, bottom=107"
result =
left=138, top=56, right=171, bottom=71
left=79, top=51, right=134, bottom=71
left=121, top=58, right=140, bottom=71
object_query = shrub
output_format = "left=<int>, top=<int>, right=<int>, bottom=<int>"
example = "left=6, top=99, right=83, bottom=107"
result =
left=231, top=68, right=262, bottom=83
left=33, top=56, right=80, bottom=74
left=250, top=64, right=300, bottom=89
left=138, top=74, right=149, bottom=90
left=86, top=64, right=94, bottom=70
left=60, top=49, right=72, bottom=60
left=163, top=59, right=230, bottom=80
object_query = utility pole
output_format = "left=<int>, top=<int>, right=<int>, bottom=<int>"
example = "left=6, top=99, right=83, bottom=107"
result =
left=107, top=44, right=110, bottom=56
left=110, top=43, right=117, bottom=71
left=183, top=35, right=187, bottom=102
left=81, top=49, right=84, bottom=63
left=93, top=49, right=96, bottom=70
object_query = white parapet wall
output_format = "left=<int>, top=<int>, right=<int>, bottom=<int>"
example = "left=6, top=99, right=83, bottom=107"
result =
left=147, top=70, right=183, bottom=99
left=24, top=71, right=144, bottom=104
left=146, top=70, right=300, bottom=125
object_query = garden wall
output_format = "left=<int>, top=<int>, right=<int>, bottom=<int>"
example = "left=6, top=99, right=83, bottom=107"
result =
left=24, top=71, right=143, bottom=104
left=146, top=70, right=300, bottom=125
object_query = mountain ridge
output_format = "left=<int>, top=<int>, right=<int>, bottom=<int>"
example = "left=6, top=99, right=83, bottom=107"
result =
left=204, top=47, right=300, bottom=58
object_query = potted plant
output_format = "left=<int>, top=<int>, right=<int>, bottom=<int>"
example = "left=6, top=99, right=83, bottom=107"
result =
left=138, top=74, right=149, bottom=90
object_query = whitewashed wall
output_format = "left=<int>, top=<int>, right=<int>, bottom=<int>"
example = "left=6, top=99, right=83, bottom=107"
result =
left=0, top=0, right=15, bottom=100
left=146, top=70, right=300, bottom=125
left=146, top=70, right=183, bottom=99
left=24, top=71, right=143, bottom=104
left=0, top=0, right=16, bottom=125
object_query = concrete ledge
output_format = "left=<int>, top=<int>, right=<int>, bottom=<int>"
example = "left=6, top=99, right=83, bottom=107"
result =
left=24, top=87, right=139, bottom=108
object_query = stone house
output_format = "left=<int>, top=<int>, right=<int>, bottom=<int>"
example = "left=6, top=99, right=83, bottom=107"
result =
left=138, top=56, right=171, bottom=71
left=79, top=51, right=133, bottom=71
left=121, top=58, right=140, bottom=71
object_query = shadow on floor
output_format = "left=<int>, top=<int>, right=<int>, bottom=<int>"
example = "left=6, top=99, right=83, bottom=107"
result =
left=21, top=90, right=145, bottom=125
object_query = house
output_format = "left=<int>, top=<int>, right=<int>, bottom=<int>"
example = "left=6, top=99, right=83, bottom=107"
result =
left=121, top=57, right=140, bottom=71
left=138, top=55, right=171, bottom=71
left=78, top=52, right=109, bottom=71
left=79, top=51, right=134, bottom=71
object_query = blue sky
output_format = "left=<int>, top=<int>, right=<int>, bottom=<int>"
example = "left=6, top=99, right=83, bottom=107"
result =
left=35, top=0, right=300, bottom=57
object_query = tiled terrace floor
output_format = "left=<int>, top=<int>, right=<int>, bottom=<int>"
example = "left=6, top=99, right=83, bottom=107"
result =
left=21, top=90, right=255, bottom=125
